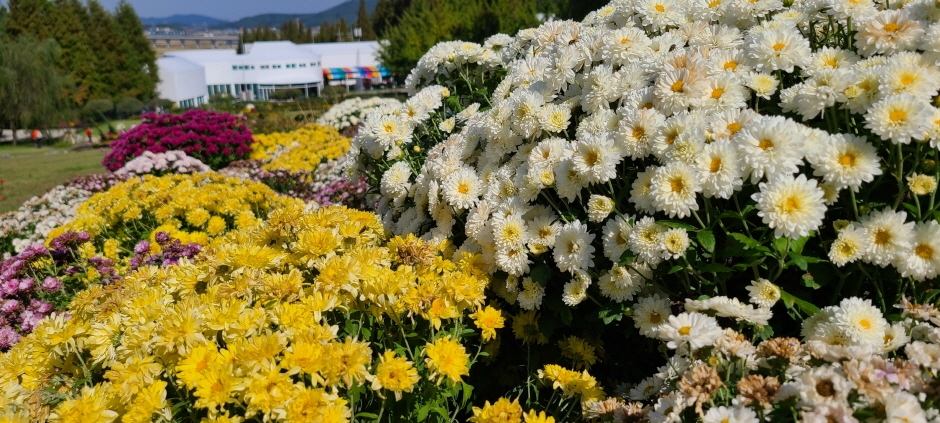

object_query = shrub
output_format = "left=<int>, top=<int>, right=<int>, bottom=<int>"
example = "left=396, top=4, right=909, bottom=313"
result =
left=81, top=98, right=114, bottom=120
left=102, top=109, right=254, bottom=170
left=114, top=96, right=145, bottom=118
left=269, top=88, right=304, bottom=100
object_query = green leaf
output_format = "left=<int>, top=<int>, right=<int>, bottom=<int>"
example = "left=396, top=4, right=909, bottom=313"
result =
left=780, top=289, right=820, bottom=316
left=530, top=264, right=552, bottom=287
left=356, top=413, right=379, bottom=419
left=901, top=202, right=919, bottom=216
left=700, top=263, right=733, bottom=273
left=802, top=273, right=821, bottom=289
left=417, top=404, right=430, bottom=421
left=668, top=264, right=685, bottom=274
left=788, top=251, right=808, bottom=271
left=729, top=233, right=760, bottom=250
left=790, top=235, right=810, bottom=254
left=660, top=220, right=696, bottom=230
left=774, top=237, right=789, bottom=255
left=462, top=384, right=474, bottom=406
left=697, top=230, right=716, bottom=253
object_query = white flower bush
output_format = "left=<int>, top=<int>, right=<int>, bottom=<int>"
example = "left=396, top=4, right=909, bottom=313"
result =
left=347, top=0, right=940, bottom=419
left=317, top=97, right=404, bottom=132
left=114, top=150, right=210, bottom=176
left=0, top=186, right=91, bottom=256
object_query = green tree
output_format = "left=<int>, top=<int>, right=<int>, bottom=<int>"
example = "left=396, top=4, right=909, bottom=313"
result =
left=115, top=96, right=144, bottom=118
left=86, top=0, right=122, bottom=100
left=336, top=17, right=349, bottom=42
left=356, top=0, right=376, bottom=40
left=372, top=0, right=410, bottom=37
left=51, top=0, right=97, bottom=105
left=5, top=0, right=54, bottom=40
left=0, top=6, right=9, bottom=37
left=0, top=37, right=68, bottom=146
left=114, top=0, right=158, bottom=100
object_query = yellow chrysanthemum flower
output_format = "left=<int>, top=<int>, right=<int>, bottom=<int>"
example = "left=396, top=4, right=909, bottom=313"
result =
left=371, top=350, right=420, bottom=400
left=424, top=336, right=470, bottom=385
left=468, top=397, right=524, bottom=423
left=470, top=305, right=505, bottom=342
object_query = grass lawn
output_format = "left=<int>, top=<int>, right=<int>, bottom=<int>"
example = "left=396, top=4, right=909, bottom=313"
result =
left=0, top=144, right=108, bottom=213
left=86, top=119, right=142, bottom=138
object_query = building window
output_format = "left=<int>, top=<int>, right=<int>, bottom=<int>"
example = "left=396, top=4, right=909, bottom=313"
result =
left=300, top=63, right=306, bottom=68
left=232, top=65, right=237, bottom=70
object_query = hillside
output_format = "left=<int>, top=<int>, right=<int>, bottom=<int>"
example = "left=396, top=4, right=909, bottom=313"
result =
left=141, top=14, right=228, bottom=26
left=217, top=0, right=378, bottom=29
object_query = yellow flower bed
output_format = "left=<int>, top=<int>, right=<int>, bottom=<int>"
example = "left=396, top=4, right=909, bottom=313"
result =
left=47, top=174, right=303, bottom=260
left=250, top=124, right=351, bottom=172
left=0, top=205, right=493, bottom=422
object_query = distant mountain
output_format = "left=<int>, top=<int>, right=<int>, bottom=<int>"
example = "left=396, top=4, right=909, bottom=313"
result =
left=142, top=14, right=228, bottom=27
left=217, top=0, right=378, bottom=29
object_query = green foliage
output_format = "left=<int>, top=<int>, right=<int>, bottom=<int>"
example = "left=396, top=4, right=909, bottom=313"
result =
left=82, top=98, right=114, bottom=120
left=5, top=0, right=54, bottom=39
left=114, top=0, right=158, bottom=101
left=85, top=0, right=122, bottom=100
left=372, top=0, right=410, bottom=37
left=51, top=0, right=97, bottom=105
left=0, top=36, right=68, bottom=145
left=242, top=21, right=314, bottom=44
left=356, top=0, right=376, bottom=40
left=379, top=0, right=538, bottom=76
left=269, top=88, right=305, bottom=100
left=115, top=96, right=144, bottom=118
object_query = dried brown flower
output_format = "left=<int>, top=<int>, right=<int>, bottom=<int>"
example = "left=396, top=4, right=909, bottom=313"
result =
left=679, top=364, right=724, bottom=415
left=736, top=374, right=780, bottom=407
left=758, top=337, right=803, bottom=360
left=614, top=402, right=650, bottom=423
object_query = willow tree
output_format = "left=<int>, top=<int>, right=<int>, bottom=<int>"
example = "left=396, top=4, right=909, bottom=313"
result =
left=0, top=37, right=67, bottom=145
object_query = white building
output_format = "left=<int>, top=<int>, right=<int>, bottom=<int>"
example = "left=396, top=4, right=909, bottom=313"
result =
left=156, top=57, right=209, bottom=108
left=156, top=41, right=392, bottom=105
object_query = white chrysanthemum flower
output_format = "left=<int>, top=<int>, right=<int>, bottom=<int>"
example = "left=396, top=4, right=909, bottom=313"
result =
left=735, top=116, right=803, bottom=183
left=638, top=0, right=687, bottom=31
left=518, top=277, right=545, bottom=310
left=703, top=406, right=759, bottom=423
left=745, top=278, right=781, bottom=308
left=529, top=137, right=572, bottom=170
left=709, top=108, right=758, bottom=141
left=615, top=107, right=664, bottom=160
left=661, top=228, right=690, bottom=259
left=528, top=215, right=561, bottom=248
left=572, top=135, right=621, bottom=184
left=829, top=223, right=869, bottom=267
left=553, top=220, right=596, bottom=273
left=562, top=271, right=591, bottom=306
left=539, top=104, right=572, bottom=133
left=700, top=73, right=749, bottom=114
left=581, top=64, right=621, bottom=113
left=885, top=392, right=928, bottom=423
left=745, top=26, right=811, bottom=73
left=633, top=294, right=672, bottom=337
left=652, top=111, right=702, bottom=160
left=630, top=166, right=658, bottom=215
left=456, top=103, right=480, bottom=121
left=898, top=220, right=940, bottom=281
left=805, top=47, right=860, bottom=76
left=509, top=89, right=546, bottom=138
left=380, top=161, right=413, bottom=199
left=825, top=0, right=876, bottom=20
left=811, top=133, right=883, bottom=191
left=587, top=195, right=616, bottom=223
left=907, top=173, right=938, bottom=196
left=442, top=167, right=481, bottom=210
left=439, top=117, right=456, bottom=133
left=603, top=215, right=633, bottom=262
left=493, top=215, right=529, bottom=250
left=659, top=312, right=722, bottom=350
left=654, top=67, right=707, bottom=116
left=697, top=140, right=743, bottom=199
left=842, top=66, right=883, bottom=115
left=628, top=376, right=664, bottom=401
left=854, top=9, right=924, bottom=57
left=649, top=161, right=701, bottom=218
left=860, top=208, right=915, bottom=267
left=554, top=159, right=586, bottom=203
left=602, top=26, right=653, bottom=66
left=752, top=174, right=827, bottom=239
left=629, top=216, right=666, bottom=265
left=598, top=265, right=641, bottom=303
left=796, top=366, right=854, bottom=407
left=779, top=69, right=851, bottom=120
left=878, top=60, right=940, bottom=101
left=744, top=71, right=779, bottom=99
left=833, top=297, right=889, bottom=348
left=496, top=245, right=531, bottom=276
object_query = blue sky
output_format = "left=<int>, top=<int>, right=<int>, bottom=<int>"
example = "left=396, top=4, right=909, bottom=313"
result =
left=1, top=0, right=349, bottom=21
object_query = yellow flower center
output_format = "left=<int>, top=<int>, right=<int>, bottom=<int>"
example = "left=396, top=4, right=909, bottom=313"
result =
left=457, top=183, right=470, bottom=195
left=772, top=42, right=786, bottom=51
left=838, top=153, right=857, bottom=167
left=709, top=157, right=723, bottom=173
left=655, top=4, right=666, bottom=12
left=889, top=109, right=907, bottom=122
left=649, top=313, right=662, bottom=324
left=621, top=37, right=631, bottom=44
left=727, top=122, right=742, bottom=133
left=858, top=319, right=872, bottom=330
left=671, top=80, right=685, bottom=92
left=711, top=87, right=725, bottom=99
left=825, top=58, right=839, bottom=67
left=759, top=139, right=774, bottom=150
left=633, top=127, right=645, bottom=139
left=874, top=229, right=891, bottom=246
left=709, top=0, right=721, bottom=7
left=781, top=196, right=801, bottom=214
left=900, top=74, right=915, bottom=86
left=678, top=326, right=691, bottom=336
left=670, top=177, right=685, bottom=193
left=585, top=151, right=599, bottom=166
left=915, top=244, right=934, bottom=259
left=884, top=22, right=900, bottom=32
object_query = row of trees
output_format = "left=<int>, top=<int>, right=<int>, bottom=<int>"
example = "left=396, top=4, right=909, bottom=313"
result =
left=241, top=20, right=316, bottom=44
left=373, top=0, right=608, bottom=76
left=3, top=0, right=158, bottom=107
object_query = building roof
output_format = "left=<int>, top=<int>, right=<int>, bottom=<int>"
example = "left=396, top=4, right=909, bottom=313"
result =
left=157, top=56, right=205, bottom=72
left=165, top=41, right=321, bottom=65
left=299, top=41, right=381, bottom=55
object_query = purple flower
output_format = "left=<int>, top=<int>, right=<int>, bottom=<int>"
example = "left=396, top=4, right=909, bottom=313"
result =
left=0, top=326, right=21, bottom=350
left=0, top=279, right=19, bottom=296
left=28, top=299, right=53, bottom=314
left=41, top=277, right=62, bottom=292
left=1, top=299, right=21, bottom=314
left=134, top=240, right=151, bottom=255
left=18, top=310, right=42, bottom=333
left=154, top=232, right=171, bottom=244
left=17, top=278, right=34, bottom=292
